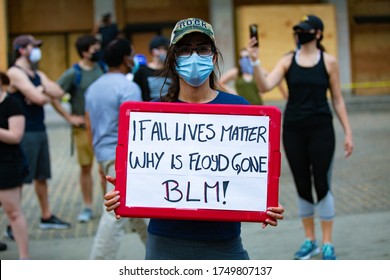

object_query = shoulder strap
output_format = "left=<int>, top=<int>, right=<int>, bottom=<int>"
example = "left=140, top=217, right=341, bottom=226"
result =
left=14, top=65, right=26, bottom=73
left=13, top=65, right=35, bottom=77
left=97, top=60, right=108, bottom=73
left=72, top=62, right=106, bottom=88
left=13, top=65, right=41, bottom=85
left=72, top=63, right=82, bottom=87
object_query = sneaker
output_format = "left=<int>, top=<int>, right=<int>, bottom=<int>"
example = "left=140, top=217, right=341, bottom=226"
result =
left=322, top=243, right=337, bottom=260
left=0, top=241, right=7, bottom=251
left=77, top=208, right=94, bottom=223
left=294, top=239, right=321, bottom=260
left=3, top=225, right=15, bottom=241
left=40, top=215, right=71, bottom=230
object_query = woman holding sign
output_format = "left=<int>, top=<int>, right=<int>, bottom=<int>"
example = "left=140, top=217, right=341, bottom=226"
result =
left=104, top=18, right=284, bottom=260
left=250, top=15, right=354, bottom=260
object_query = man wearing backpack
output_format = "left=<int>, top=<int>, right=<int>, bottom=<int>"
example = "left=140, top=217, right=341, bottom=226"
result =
left=52, top=34, right=106, bottom=223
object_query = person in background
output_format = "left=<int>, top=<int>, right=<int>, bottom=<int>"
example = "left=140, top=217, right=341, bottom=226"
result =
left=0, top=72, right=29, bottom=259
left=219, top=47, right=287, bottom=104
left=104, top=18, right=284, bottom=260
left=85, top=38, right=146, bottom=260
left=133, top=35, right=170, bottom=101
left=7, top=35, right=70, bottom=233
left=0, top=241, right=7, bottom=251
left=126, top=53, right=147, bottom=81
left=93, top=13, right=120, bottom=52
left=53, top=34, right=106, bottom=223
left=251, top=15, right=354, bottom=260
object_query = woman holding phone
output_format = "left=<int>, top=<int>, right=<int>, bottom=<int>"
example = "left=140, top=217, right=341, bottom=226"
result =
left=250, top=15, right=353, bottom=260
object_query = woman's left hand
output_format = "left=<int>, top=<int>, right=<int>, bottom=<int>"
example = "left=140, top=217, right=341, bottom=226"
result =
left=262, top=203, right=284, bottom=229
left=247, top=37, right=259, bottom=63
left=344, top=134, right=354, bottom=158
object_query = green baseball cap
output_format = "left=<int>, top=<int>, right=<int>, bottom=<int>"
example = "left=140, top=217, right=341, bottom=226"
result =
left=170, top=18, right=215, bottom=45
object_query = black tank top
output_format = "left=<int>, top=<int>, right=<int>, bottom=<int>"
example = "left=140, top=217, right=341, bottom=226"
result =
left=284, top=51, right=332, bottom=126
left=12, top=66, right=45, bottom=131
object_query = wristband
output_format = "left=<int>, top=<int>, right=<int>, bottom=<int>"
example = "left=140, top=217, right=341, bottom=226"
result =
left=251, top=59, right=261, bottom=66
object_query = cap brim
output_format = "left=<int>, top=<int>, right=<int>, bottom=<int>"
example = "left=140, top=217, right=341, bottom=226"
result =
left=293, top=22, right=313, bottom=31
left=171, top=30, right=215, bottom=45
left=33, top=39, right=43, bottom=47
left=171, top=30, right=199, bottom=45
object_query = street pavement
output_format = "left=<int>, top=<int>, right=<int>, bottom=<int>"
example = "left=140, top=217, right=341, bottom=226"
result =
left=1, top=95, right=389, bottom=260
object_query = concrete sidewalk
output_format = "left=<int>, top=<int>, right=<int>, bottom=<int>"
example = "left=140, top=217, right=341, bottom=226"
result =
left=1, top=211, right=389, bottom=260
left=1, top=95, right=390, bottom=260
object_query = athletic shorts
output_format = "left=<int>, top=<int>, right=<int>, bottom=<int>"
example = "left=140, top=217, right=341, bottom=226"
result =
left=73, top=127, right=94, bottom=166
left=21, top=131, right=51, bottom=183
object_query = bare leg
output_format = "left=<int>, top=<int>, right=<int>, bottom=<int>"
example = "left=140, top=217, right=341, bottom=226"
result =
left=80, top=164, right=93, bottom=207
left=0, top=187, right=29, bottom=259
left=321, top=220, right=333, bottom=244
left=302, top=216, right=316, bottom=240
left=34, top=179, right=51, bottom=219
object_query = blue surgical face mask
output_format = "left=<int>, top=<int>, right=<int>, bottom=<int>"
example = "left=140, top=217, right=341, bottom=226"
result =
left=239, top=57, right=253, bottom=74
left=175, top=54, right=214, bottom=87
left=29, top=47, right=42, bottom=63
left=132, top=60, right=139, bottom=74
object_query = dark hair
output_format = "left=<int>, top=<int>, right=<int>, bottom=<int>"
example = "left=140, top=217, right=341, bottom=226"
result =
left=14, top=49, right=22, bottom=59
left=149, top=35, right=170, bottom=53
left=14, top=45, right=28, bottom=59
left=104, top=38, right=131, bottom=67
left=159, top=36, right=223, bottom=102
left=0, top=71, right=10, bottom=85
left=102, top=13, right=111, bottom=24
left=13, top=38, right=32, bottom=59
left=75, top=35, right=99, bottom=58
left=316, top=34, right=326, bottom=52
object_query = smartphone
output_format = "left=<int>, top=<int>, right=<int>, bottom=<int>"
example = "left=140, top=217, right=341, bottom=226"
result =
left=249, top=24, right=259, bottom=47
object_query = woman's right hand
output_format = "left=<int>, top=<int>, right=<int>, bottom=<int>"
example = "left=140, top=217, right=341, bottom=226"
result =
left=104, top=175, right=122, bottom=219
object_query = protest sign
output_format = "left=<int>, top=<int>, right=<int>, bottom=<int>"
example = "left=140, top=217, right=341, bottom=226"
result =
left=115, top=102, right=281, bottom=222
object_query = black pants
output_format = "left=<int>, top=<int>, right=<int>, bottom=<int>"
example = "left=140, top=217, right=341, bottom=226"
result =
left=283, top=115, right=335, bottom=204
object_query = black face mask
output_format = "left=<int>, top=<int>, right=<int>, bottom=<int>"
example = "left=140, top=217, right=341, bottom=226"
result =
left=296, top=32, right=316, bottom=45
left=91, top=50, right=103, bottom=62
